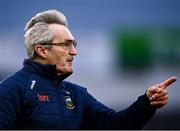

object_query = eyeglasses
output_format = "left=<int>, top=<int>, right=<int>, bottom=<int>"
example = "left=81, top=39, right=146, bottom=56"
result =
left=39, top=40, right=77, bottom=50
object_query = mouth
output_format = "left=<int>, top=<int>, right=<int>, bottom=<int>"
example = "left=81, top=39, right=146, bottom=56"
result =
left=67, top=58, right=73, bottom=63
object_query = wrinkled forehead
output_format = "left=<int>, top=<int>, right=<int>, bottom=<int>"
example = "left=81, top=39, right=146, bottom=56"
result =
left=48, top=23, right=74, bottom=42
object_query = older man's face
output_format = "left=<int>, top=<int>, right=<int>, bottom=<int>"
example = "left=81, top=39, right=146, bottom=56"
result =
left=46, top=24, right=77, bottom=75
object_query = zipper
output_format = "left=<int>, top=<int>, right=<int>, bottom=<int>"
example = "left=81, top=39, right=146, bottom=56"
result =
left=54, top=81, right=66, bottom=128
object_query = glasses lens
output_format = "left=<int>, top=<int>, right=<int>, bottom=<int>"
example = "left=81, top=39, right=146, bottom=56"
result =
left=66, top=40, right=77, bottom=48
left=72, top=40, right=77, bottom=48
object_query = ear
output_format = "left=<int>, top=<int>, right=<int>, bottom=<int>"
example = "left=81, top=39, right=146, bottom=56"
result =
left=34, top=45, right=48, bottom=59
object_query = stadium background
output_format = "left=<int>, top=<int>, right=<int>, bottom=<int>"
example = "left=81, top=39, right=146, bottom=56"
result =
left=0, top=0, right=179, bottom=129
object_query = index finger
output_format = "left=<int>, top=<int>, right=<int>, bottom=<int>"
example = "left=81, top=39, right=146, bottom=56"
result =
left=159, top=76, right=177, bottom=89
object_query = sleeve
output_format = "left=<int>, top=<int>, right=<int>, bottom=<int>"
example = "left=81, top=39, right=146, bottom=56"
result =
left=80, top=89, right=156, bottom=129
left=0, top=79, right=22, bottom=129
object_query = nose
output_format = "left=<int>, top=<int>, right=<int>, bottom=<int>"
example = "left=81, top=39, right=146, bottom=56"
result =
left=69, top=46, right=77, bottom=56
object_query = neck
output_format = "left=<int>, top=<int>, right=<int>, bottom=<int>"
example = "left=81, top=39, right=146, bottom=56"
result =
left=31, top=58, right=72, bottom=78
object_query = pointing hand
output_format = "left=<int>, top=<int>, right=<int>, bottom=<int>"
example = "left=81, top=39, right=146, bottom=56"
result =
left=146, top=77, right=177, bottom=108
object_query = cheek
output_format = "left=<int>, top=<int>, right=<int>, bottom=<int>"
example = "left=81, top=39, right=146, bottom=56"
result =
left=56, top=55, right=67, bottom=65
left=47, top=51, right=66, bottom=65
left=56, top=53, right=68, bottom=65
left=47, top=49, right=70, bottom=70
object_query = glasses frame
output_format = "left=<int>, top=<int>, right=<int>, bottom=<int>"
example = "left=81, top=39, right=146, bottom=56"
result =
left=37, top=40, right=77, bottom=50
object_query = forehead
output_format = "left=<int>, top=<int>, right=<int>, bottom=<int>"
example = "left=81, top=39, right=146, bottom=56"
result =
left=48, top=24, right=74, bottom=41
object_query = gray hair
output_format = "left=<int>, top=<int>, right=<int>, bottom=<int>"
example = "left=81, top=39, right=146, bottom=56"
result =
left=24, top=10, right=68, bottom=58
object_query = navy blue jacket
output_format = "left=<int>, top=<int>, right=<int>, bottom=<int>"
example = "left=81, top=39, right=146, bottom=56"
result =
left=0, top=59, right=156, bottom=129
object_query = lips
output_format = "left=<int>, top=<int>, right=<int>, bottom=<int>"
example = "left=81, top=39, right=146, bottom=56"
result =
left=67, top=58, right=73, bottom=62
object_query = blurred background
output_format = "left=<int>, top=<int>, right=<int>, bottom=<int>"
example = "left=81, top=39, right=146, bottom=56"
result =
left=0, top=0, right=180, bottom=129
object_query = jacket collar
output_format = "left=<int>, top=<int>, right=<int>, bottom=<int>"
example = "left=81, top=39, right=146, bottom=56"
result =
left=23, top=59, right=72, bottom=82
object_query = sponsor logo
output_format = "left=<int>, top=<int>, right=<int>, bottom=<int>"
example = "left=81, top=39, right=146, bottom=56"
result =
left=37, top=93, right=49, bottom=102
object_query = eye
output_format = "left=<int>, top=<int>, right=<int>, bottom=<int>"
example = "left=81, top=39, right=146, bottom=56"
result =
left=63, top=42, right=70, bottom=47
left=65, top=40, right=77, bottom=48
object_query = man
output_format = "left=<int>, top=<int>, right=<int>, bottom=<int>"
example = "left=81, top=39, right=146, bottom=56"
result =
left=0, top=10, right=177, bottom=129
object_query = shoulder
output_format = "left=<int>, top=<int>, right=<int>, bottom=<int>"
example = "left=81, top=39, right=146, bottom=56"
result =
left=62, top=81, right=96, bottom=102
left=62, top=81, right=87, bottom=93
left=0, top=68, right=31, bottom=93
left=0, top=69, right=32, bottom=105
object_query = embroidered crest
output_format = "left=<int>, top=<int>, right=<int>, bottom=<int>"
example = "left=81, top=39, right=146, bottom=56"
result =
left=64, top=96, right=75, bottom=109
left=64, top=90, right=70, bottom=95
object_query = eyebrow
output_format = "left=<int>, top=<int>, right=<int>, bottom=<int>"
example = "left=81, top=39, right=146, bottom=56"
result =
left=63, top=39, right=75, bottom=43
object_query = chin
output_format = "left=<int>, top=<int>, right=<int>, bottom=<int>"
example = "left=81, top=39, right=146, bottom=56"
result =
left=57, top=65, right=73, bottom=74
left=66, top=70, right=73, bottom=73
left=63, top=68, right=73, bottom=74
